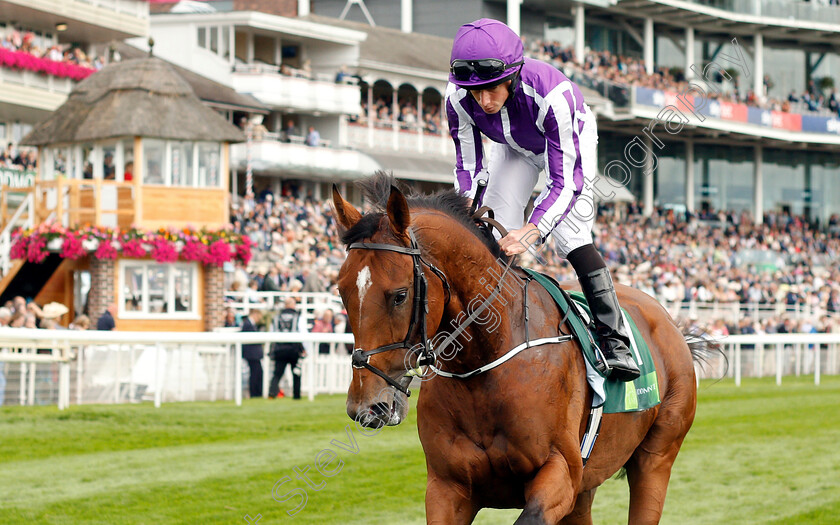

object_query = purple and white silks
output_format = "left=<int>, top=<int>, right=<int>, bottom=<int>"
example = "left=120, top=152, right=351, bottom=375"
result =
left=446, top=57, right=590, bottom=240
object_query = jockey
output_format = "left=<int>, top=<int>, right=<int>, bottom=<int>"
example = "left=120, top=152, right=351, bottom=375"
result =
left=445, top=18, right=640, bottom=381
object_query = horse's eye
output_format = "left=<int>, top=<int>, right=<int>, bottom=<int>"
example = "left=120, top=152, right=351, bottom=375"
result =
left=393, top=290, right=408, bottom=306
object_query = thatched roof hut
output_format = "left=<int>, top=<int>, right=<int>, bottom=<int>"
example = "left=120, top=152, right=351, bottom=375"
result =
left=23, top=57, right=245, bottom=146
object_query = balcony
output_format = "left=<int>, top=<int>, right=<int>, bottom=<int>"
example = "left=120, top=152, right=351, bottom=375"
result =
left=0, top=0, right=149, bottom=41
left=0, top=65, right=73, bottom=114
left=346, top=122, right=455, bottom=157
left=230, top=135, right=380, bottom=179
left=691, top=0, right=840, bottom=25
left=231, top=64, right=361, bottom=115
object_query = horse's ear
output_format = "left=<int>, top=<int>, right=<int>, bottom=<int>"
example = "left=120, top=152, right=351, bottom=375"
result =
left=386, top=185, right=410, bottom=236
left=332, top=183, right=362, bottom=230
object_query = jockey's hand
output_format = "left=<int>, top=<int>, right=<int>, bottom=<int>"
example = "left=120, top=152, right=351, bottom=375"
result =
left=499, top=223, right=540, bottom=256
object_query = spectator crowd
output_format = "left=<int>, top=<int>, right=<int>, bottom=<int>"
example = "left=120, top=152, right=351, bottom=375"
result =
left=232, top=185, right=840, bottom=338
left=1, top=28, right=104, bottom=72
left=526, top=40, right=840, bottom=118
left=0, top=142, right=37, bottom=171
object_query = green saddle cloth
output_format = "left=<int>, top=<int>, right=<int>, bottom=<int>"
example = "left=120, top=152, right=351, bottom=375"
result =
left=522, top=269, right=660, bottom=414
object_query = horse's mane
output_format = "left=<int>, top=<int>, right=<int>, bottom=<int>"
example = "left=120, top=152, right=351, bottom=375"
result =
left=340, top=171, right=508, bottom=262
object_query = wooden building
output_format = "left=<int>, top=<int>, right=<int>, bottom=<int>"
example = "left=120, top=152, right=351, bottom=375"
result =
left=0, top=56, right=247, bottom=331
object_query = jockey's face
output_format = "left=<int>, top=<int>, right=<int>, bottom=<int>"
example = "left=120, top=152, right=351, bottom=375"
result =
left=470, top=80, right=511, bottom=115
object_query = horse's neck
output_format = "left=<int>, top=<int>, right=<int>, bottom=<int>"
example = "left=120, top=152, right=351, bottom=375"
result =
left=424, top=222, right=522, bottom=370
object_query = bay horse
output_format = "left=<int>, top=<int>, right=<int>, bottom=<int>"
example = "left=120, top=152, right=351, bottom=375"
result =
left=333, top=174, right=717, bottom=524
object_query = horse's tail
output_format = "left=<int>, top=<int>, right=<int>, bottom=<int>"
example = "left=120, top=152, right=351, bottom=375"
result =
left=679, top=321, right=729, bottom=378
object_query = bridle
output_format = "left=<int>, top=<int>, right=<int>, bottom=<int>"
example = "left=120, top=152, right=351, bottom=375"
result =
left=347, top=229, right=450, bottom=397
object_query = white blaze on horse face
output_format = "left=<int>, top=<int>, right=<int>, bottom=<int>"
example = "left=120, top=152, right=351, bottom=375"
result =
left=356, top=266, right=372, bottom=316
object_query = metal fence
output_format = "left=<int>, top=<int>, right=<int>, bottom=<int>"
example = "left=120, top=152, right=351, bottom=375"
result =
left=0, top=328, right=354, bottom=409
left=2, top=330, right=838, bottom=410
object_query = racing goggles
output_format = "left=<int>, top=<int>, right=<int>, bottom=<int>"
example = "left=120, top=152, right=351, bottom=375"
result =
left=450, top=58, right=523, bottom=82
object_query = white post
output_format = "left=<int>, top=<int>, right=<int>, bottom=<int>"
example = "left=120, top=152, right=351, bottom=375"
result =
left=417, top=94, right=424, bottom=154
left=298, top=0, right=310, bottom=17
left=76, top=346, right=84, bottom=405
left=19, top=362, right=26, bottom=406
left=367, top=83, right=374, bottom=148
left=685, top=139, right=694, bottom=213
left=734, top=343, right=741, bottom=387
left=754, top=33, right=764, bottom=100
left=308, top=351, right=316, bottom=401
left=234, top=343, right=243, bottom=406
left=574, top=4, right=585, bottom=65
left=28, top=362, right=35, bottom=406
left=644, top=18, right=654, bottom=75
left=392, top=89, right=399, bottom=150
left=246, top=32, right=254, bottom=64
left=756, top=341, right=764, bottom=378
left=229, top=25, right=236, bottom=69
left=154, top=343, right=162, bottom=408
left=59, top=362, right=70, bottom=410
left=643, top=136, right=654, bottom=216
left=685, top=27, right=695, bottom=80
left=114, top=344, right=121, bottom=404
left=754, top=145, right=763, bottom=224
left=775, top=343, right=782, bottom=386
left=401, top=0, right=412, bottom=33
left=262, top=343, right=270, bottom=398
left=815, top=341, right=821, bottom=386
left=507, top=0, right=522, bottom=36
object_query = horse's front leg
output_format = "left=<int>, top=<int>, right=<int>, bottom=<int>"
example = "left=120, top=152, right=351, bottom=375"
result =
left=515, top=455, right=580, bottom=525
left=425, top=474, right=477, bottom=525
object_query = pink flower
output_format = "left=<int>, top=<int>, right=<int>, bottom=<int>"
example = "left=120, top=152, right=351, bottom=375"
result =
left=95, top=241, right=118, bottom=260
left=60, top=233, right=85, bottom=260
left=181, top=239, right=207, bottom=262
left=150, top=238, right=178, bottom=263
left=26, top=236, right=48, bottom=263
left=122, top=238, right=147, bottom=258
left=10, top=235, right=27, bottom=260
left=236, top=238, right=253, bottom=265
left=205, top=239, right=232, bottom=266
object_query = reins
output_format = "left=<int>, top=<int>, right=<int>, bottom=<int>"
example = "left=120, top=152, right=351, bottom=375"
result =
left=347, top=187, right=569, bottom=395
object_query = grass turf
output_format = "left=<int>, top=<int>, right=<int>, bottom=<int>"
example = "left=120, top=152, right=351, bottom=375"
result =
left=1, top=375, right=839, bottom=524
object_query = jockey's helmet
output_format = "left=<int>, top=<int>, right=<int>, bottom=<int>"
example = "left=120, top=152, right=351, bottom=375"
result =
left=449, top=19, right=524, bottom=90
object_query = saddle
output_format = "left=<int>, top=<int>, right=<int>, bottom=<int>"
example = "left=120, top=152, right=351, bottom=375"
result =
left=523, top=268, right=660, bottom=414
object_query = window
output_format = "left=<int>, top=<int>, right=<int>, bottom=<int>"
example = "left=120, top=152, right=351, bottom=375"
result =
left=198, top=27, right=207, bottom=49
left=209, top=26, right=219, bottom=54
left=119, top=261, right=200, bottom=319
left=170, top=141, right=194, bottom=186
left=143, top=139, right=166, bottom=185
left=140, top=139, right=221, bottom=188
left=197, top=142, right=221, bottom=187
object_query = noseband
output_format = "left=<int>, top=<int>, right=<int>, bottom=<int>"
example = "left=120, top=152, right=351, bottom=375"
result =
left=347, top=229, right=450, bottom=397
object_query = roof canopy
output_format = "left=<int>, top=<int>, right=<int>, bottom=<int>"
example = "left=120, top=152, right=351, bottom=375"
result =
left=23, top=57, right=246, bottom=146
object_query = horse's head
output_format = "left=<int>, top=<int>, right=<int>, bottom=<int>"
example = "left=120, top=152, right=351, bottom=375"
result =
left=332, top=182, right=448, bottom=428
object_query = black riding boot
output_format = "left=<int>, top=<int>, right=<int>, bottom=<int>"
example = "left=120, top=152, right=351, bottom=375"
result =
left=579, top=267, right=640, bottom=381
left=567, top=245, right=640, bottom=382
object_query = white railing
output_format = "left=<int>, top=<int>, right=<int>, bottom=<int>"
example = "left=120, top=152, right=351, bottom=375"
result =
left=0, top=328, right=354, bottom=409
left=229, top=140, right=380, bottom=177
left=75, top=0, right=150, bottom=18
left=701, top=333, right=840, bottom=387
left=3, top=329, right=837, bottom=410
left=0, top=193, right=34, bottom=277
left=224, top=291, right=345, bottom=328
left=0, top=66, right=74, bottom=94
left=662, top=299, right=838, bottom=324
left=231, top=70, right=360, bottom=115
left=346, top=122, right=455, bottom=157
